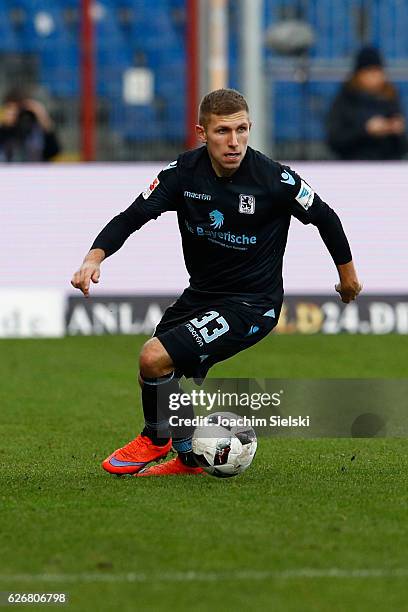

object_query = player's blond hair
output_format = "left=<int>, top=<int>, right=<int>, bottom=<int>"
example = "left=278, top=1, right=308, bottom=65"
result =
left=198, top=88, right=249, bottom=127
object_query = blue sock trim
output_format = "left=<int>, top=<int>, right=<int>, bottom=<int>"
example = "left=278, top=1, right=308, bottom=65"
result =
left=172, top=438, right=193, bottom=453
left=141, top=371, right=175, bottom=386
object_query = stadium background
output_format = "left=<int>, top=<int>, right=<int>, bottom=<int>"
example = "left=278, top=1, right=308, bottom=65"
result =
left=0, top=0, right=407, bottom=338
left=1, top=0, right=408, bottom=161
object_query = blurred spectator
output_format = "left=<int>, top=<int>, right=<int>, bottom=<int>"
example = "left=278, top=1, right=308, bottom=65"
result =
left=327, top=46, right=407, bottom=160
left=0, top=88, right=61, bottom=162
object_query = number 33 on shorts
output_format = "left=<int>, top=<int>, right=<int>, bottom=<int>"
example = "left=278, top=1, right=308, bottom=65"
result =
left=189, top=311, right=230, bottom=343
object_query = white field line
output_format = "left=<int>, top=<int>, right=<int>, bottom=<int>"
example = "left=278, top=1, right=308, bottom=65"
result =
left=0, top=569, right=408, bottom=584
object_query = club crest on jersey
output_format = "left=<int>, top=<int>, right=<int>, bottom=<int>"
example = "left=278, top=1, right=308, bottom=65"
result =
left=239, top=194, right=255, bottom=214
left=142, top=177, right=160, bottom=199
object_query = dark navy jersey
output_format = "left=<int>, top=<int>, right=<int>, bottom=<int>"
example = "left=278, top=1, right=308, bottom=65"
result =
left=92, top=146, right=351, bottom=305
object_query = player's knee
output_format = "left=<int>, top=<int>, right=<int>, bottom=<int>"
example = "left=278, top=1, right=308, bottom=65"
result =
left=139, top=338, right=173, bottom=379
left=139, top=342, right=161, bottom=377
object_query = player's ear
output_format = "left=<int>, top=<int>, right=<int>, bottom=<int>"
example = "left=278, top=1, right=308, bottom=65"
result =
left=195, top=124, right=207, bottom=143
left=248, top=120, right=252, bottom=131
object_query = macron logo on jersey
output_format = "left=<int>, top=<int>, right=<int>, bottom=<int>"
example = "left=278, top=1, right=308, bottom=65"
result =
left=296, top=180, right=315, bottom=210
left=184, top=191, right=212, bottom=201
left=163, top=160, right=177, bottom=171
left=280, top=170, right=295, bottom=186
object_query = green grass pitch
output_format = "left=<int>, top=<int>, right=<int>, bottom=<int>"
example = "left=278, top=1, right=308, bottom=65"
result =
left=1, top=334, right=408, bottom=611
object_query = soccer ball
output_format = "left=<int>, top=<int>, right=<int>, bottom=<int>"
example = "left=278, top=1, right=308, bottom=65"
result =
left=192, top=412, right=257, bottom=478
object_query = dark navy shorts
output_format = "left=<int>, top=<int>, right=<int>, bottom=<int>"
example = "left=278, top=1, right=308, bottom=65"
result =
left=154, top=288, right=281, bottom=380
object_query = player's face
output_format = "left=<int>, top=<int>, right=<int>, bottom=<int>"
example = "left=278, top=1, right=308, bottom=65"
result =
left=196, top=111, right=251, bottom=177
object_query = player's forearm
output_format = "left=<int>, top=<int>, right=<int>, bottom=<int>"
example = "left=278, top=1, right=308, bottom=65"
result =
left=316, top=207, right=352, bottom=265
left=335, top=259, right=362, bottom=302
left=312, top=194, right=361, bottom=300
left=337, top=260, right=359, bottom=285
left=91, top=213, right=136, bottom=257
left=83, top=248, right=106, bottom=265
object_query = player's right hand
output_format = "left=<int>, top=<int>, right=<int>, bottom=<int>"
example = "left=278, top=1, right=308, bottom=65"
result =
left=71, top=262, right=101, bottom=297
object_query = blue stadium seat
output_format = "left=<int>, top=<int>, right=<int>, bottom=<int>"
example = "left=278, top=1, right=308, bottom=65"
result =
left=11, top=0, right=78, bottom=94
left=227, top=0, right=240, bottom=90
left=103, top=0, right=186, bottom=142
left=273, top=80, right=338, bottom=142
left=0, top=6, right=19, bottom=52
left=263, top=1, right=408, bottom=144
left=6, top=0, right=406, bottom=148
left=111, top=103, right=161, bottom=141
left=371, top=0, right=408, bottom=59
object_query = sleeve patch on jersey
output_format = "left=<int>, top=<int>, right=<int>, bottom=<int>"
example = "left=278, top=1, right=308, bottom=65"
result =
left=142, top=177, right=160, bottom=199
left=296, top=180, right=315, bottom=210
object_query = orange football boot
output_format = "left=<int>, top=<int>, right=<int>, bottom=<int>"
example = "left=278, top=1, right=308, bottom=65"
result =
left=102, top=434, right=172, bottom=475
left=135, top=455, right=205, bottom=477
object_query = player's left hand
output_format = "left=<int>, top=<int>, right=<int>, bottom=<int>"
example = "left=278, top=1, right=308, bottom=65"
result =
left=335, top=280, right=362, bottom=303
